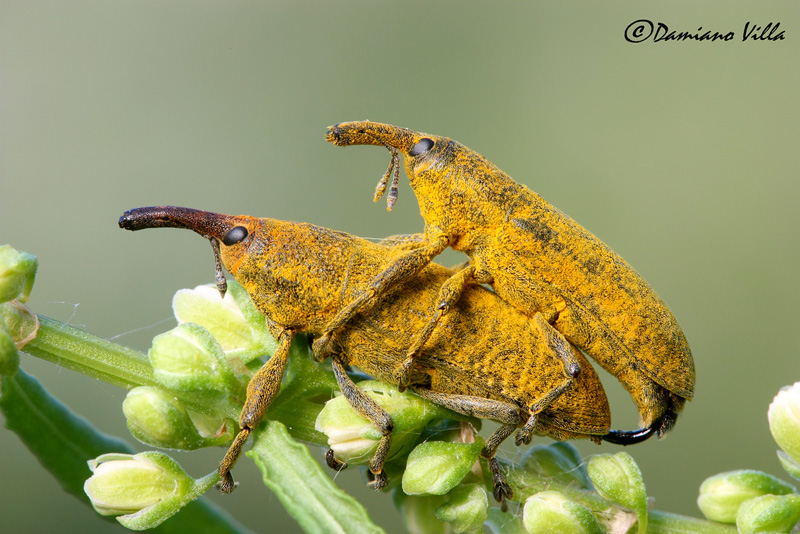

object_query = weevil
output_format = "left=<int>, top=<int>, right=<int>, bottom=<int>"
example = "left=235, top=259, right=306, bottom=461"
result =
left=119, top=206, right=617, bottom=505
left=324, top=121, right=695, bottom=441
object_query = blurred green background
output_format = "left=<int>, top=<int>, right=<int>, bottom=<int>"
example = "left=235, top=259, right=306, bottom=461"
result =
left=2, top=1, right=799, bottom=532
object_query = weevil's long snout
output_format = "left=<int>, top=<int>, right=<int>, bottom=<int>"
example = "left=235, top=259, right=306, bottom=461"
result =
left=326, top=121, right=417, bottom=152
left=119, top=206, right=240, bottom=242
left=119, top=206, right=252, bottom=299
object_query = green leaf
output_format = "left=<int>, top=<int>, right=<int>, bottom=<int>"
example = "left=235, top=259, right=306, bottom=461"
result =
left=0, top=368, right=250, bottom=534
left=247, top=419, right=386, bottom=534
left=0, top=368, right=132, bottom=500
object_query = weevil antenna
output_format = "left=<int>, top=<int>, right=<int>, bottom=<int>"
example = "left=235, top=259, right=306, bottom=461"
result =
left=365, top=131, right=401, bottom=210
left=209, top=237, right=228, bottom=299
left=387, top=149, right=400, bottom=211
left=373, top=148, right=394, bottom=201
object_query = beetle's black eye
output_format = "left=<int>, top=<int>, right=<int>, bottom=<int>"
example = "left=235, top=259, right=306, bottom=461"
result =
left=222, top=226, right=248, bottom=246
left=409, top=138, right=434, bottom=156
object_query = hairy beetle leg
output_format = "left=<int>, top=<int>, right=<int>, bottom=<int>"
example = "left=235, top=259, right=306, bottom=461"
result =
left=318, top=235, right=451, bottom=358
left=218, top=329, right=293, bottom=493
left=330, top=357, right=394, bottom=489
left=512, top=314, right=580, bottom=447
left=410, top=388, right=521, bottom=505
left=533, top=313, right=581, bottom=379
left=396, top=264, right=476, bottom=389
left=218, top=427, right=250, bottom=493
left=484, top=425, right=517, bottom=510
left=488, top=457, right=514, bottom=511
left=325, top=449, right=348, bottom=471
left=368, top=470, right=389, bottom=491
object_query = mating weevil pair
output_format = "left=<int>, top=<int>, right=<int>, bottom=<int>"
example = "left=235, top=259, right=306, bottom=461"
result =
left=119, top=121, right=694, bottom=507
left=120, top=207, right=611, bottom=504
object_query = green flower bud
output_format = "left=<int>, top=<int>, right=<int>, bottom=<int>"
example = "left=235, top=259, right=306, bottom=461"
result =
left=434, top=483, right=489, bottom=534
left=316, top=380, right=462, bottom=466
left=172, top=281, right=276, bottom=365
left=736, top=494, right=800, bottom=534
left=83, top=452, right=192, bottom=515
left=85, top=452, right=193, bottom=516
left=84, top=452, right=218, bottom=530
left=698, top=470, right=796, bottom=523
left=587, top=452, right=647, bottom=533
left=0, top=245, right=38, bottom=304
left=769, top=383, right=800, bottom=465
left=148, top=322, right=242, bottom=404
left=522, top=490, right=603, bottom=534
left=402, top=440, right=483, bottom=496
left=122, top=386, right=232, bottom=450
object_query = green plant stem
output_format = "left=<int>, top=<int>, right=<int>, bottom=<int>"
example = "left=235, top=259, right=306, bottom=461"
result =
left=18, top=314, right=248, bottom=420
left=25, top=314, right=157, bottom=389
left=645, top=511, right=738, bottom=534
left=21, top=313, right=327, bottom=440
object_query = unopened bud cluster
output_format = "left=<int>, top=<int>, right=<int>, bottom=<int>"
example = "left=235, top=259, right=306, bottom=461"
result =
left=123, top=281, right=274, bottom=451
left=83, top=281, right=278, bottom=528
left=318, top=379, right=490, bottom=533
left=694, top=381, right=800, bottom=533
left=387, top=436, right=650, bottom=533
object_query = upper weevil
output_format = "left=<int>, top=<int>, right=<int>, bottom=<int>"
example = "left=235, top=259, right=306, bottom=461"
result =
left=323, top=121, right=695, bottom=441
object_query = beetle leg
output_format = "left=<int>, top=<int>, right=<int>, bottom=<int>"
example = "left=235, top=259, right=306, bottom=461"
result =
left=314, top=234, right=451, bottom=354
left=330, top=357, right=394, bottom=490
left=513, top=314, right=582, bottom=446
left=410, top=387, right=522, bottom=423
left=325, top=448, right=348, bottom=471
left=410, top=387, right=521, bottom=508
left=218, top=328, right=294, bottom=493
left=485, top=426, right=517, bottom=509
left=396, top=264, right=477, bottom=389
left=533, top=313, right=581, bottom=379
left=514, top=373, right=574, bottom=446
